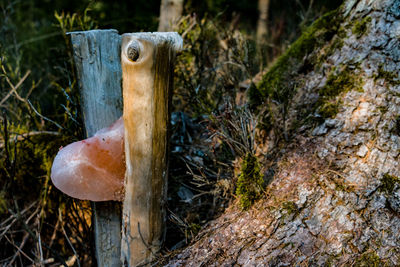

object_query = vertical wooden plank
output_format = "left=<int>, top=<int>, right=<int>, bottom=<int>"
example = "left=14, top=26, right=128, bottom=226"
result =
left=120, top=33, right=182, bottom=266
left=69, top=29, right=122, bottom=267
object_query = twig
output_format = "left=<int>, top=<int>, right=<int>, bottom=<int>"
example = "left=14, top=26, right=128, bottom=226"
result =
left=38, top=231, right=44, bottom=267
left=47, top=219, right=60, bottom=257
left=180, top=15, right=197, bottom=38
left=0, top=202, right=39, bottom=242
left=0, top=131, right=61, bottom=149
left=0, top=70, right=31, bottom=106
left=0, top=201, right=37, bottom=228
left=59, top=209, right=81, bottom=267
left=8, top=205, right=68, bottom=266
left=0, top=68, right=63, bottom=129
left=5, top=233, right=34, bottom=266
left=136, top=222, right=159, bottom=267
left=27, top=99, right=63, bottom=129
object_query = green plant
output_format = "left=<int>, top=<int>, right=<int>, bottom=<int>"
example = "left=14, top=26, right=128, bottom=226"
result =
left=354, top=251, right=385, bottom=267
left=374, top=65, right=400, bottom=86
left=249, top=8, right=345, bottom=139
left=54, top=3, right=98, bottom=33
left=236, top=153, right=264, bottom=210
left=210, top=104, right=258, bottom=157
left=0, top=2, right=98, bottom=264
left=315, top=66, right=363, bottom=118
left=253, top=8, right=343, bottom=107
left=380, top=173, right=399, bottom=194
left=281, top=201, right=298, bottom=217
left=352, top=16, right=372, bottom=37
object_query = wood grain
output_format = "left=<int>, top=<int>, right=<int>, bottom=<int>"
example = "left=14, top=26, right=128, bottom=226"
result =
left=120, top=32, right=182, bottom=266
left=69, top=29, right=122, bottom=267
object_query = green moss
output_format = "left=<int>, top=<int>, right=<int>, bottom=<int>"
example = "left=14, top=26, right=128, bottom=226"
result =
left=281, top=201, right=298, bottom=216
left=395, top=116, right=400, bottom=135
left=316, top=32, right=346, bottom=70
left=252, top=9, right=343, bottom=106
left=319, top=100, right=341, bottom=119
left=0, top=191, right=7, bottom=215
left=354, top=251, right=386, bottom=267
left=375, top=65, right=400, bottom=86
left=315, top=66, right=363, bottom=118
left=236, top=153, right=264, bottom=210
left=379, top=173, right=400, bottom=194
left=326, top=253, right=341, bottom=267
left=322, top=68, right=363, bottom=97
left=378, top=106, right=389, bottom=114
left=352, top=16, right=372, bottom=37
left=326, top=35, right=345, bottom=55
left=188, top=223, right=201, bottom=237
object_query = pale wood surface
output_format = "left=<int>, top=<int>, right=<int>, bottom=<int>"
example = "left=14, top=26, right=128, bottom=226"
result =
left=120, top=32, right=182, bottom=266
left=257, top=0, right=270, bottom=45
left=69, top=29, right=122, bottom=267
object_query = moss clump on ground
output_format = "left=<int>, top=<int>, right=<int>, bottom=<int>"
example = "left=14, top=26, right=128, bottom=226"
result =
left=187, top=223, right=201, bottom=239
left=379, top=173, right=400, bottom=194
left=315, top=66, right=363, bottom=118
left=236, top=153, right=264, bottom=210
left=375, top=65, right=400, bottom=86
left=354, top=251, right=386, bottom=267
left=250, top=8, right=342, bottom=107
left=352, top=16, right=372, bottom=37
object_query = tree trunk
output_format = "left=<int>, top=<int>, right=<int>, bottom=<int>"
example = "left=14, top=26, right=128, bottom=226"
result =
left=120, top=32, right=182, bottom=266
left=166, top=0, right=400, bottom=265
left=256, top=0, right=270, bottom=46
left=69, top=29, right=122, bottom=267
left=158, top=0, right=184, bottom=32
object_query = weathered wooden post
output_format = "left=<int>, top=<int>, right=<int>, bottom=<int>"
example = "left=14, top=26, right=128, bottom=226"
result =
left=67, top=30, right=181, bottom=266
left=69, top=29, right=123, bottom=267
left=120, top=33, right=182, bottom=266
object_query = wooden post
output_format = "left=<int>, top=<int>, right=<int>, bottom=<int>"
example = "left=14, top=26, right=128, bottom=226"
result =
left=69, top=29, right=123, bottom=267
left=120, top=33, right=182, bottom=266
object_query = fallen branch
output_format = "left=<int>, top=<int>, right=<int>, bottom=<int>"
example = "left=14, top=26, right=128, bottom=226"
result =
left=0, top=131, right=61, bottom=149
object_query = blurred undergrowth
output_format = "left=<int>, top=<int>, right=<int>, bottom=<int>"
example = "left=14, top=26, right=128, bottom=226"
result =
left=0, top=1, right=97, bottom=265
left=173, top=14, right=258, bottom=116
left=165, top=14, right=264, bottom=251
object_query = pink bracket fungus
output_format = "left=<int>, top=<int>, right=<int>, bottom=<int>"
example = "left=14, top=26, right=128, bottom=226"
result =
left=51, top=117, right=125, bottom=201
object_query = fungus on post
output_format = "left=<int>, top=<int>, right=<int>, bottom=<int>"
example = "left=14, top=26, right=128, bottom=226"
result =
left=51, top=117, right=125, bottom=201
left=120, top=32, right=182, bottom=266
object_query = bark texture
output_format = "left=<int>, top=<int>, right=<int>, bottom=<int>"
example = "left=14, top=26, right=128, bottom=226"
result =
left=158, top=0, right=184, bottom=32
left=120, top=33, right=182, bottom=266
left=166, top=0, right=400, bottom=266
left=69, top=29, right=122, bottom=267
